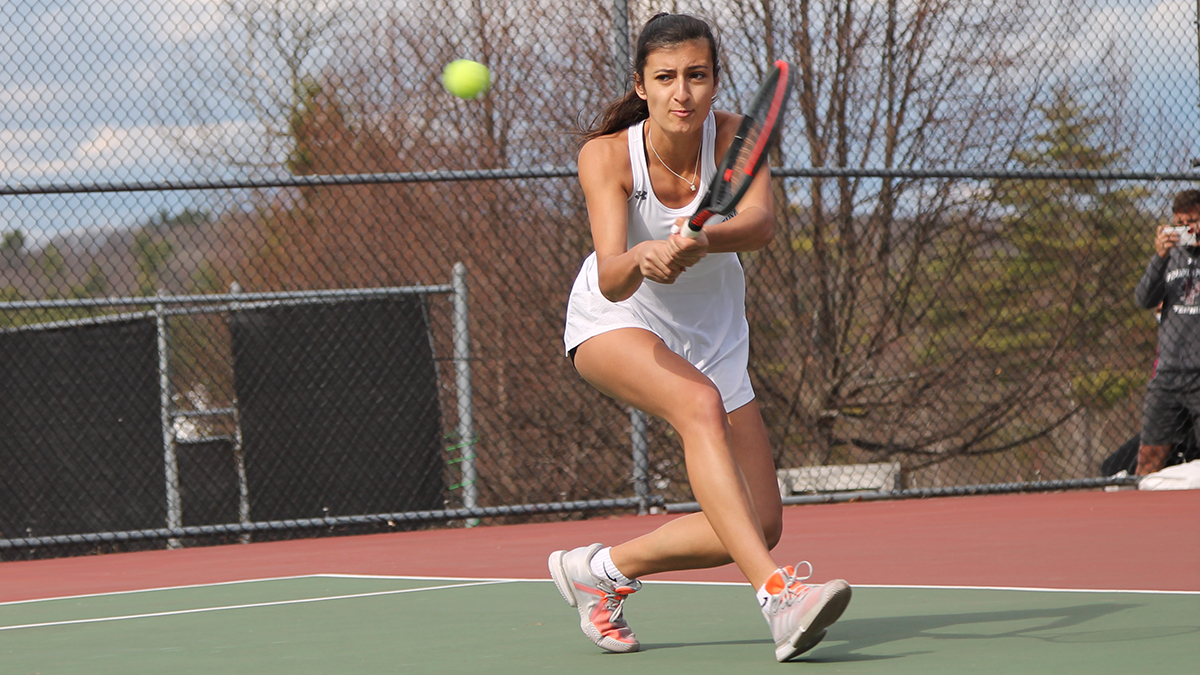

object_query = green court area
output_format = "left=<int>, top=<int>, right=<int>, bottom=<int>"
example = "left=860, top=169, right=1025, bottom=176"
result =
left=2, top=576, right=1196, bottom=674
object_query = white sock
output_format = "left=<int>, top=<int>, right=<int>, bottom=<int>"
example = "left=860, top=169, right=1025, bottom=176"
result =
left=590, top=546, right=635, bottom=586
left=756, top=584, right=773, bottom=609
left=756, top=567, right=787, bottom=609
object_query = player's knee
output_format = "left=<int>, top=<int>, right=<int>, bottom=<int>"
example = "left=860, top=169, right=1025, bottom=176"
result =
left=681, top=391, right=724, bottom=432
left=759, top=495, right=784, bottom=549
left=762, top=514, right=783, bottom=550
left=673, top=386, right=728, bottom=432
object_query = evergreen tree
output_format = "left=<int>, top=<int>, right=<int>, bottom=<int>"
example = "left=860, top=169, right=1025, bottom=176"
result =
left=2, top=229, right=25, bottom=256
left=912, top=89, right=1155, bottom=474
left=980, top=88, right=1152, bottom=387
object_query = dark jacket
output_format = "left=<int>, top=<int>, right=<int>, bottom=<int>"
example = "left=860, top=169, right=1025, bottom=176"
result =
left=1136, top=246, right=1200, bottom=384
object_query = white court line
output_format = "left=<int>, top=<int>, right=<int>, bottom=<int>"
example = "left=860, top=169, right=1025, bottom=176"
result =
left=849, top=584, right=1200, bottom=596
left=6, top=573, right=1194, bottom=612
left=0, top=579, right=515, bottom=633
left=647, top=580, right=1200, bottom=596
left=0, top=574, right=548, bottom=607
left=0, top=574, right=343, bottom=607
left=311, top=573, right=547, bottom=583
left=306, top=574, right=1200, bottom=596
left=640, top=580, right=1200, bottom=596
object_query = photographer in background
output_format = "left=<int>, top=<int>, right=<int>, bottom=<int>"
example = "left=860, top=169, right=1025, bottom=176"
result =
left=1133, top=189, right=1200, bottom=474
left=1101, top=303, right=1200, bottom=477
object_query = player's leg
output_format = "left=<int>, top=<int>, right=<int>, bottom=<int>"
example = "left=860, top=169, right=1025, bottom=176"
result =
left=605, top=395, right=847, bottom=662
left=553, top=328, right=848, bottom=661
left=549, top=328, right=776, bottom=653
left=571, top=327, right=779, bottom=587
left=607, top=399, right=783, bottom=576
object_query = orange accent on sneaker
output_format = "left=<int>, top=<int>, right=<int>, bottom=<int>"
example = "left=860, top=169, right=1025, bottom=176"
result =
left=549, top=544, right=642, bottom=653
left=764, top=565, right=807, bottom=595
left=575, top=580, right=637, bottom=643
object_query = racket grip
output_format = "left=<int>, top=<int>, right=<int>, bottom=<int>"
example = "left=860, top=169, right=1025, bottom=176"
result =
left=682, top=211, right=710, bottom=239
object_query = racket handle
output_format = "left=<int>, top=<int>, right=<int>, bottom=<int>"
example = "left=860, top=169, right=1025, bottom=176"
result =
left=682, top=210, right=711, bottom=239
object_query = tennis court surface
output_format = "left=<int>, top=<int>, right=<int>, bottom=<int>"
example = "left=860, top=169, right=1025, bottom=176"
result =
left=3, top=490, right=1197, bottom=674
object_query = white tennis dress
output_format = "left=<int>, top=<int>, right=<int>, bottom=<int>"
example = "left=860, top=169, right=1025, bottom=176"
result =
left=563, top=112, right=754, bottom=413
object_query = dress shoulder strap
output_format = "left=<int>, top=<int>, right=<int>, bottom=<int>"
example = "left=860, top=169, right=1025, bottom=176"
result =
left=627, top=119, right=649, bottom=195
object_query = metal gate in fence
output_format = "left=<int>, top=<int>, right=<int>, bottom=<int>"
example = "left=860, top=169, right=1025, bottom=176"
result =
left=1, top=268, right=476, bottom=550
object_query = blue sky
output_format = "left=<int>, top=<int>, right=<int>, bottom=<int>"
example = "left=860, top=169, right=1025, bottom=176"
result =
left=1, top=0, right=1197, bottom=245
left=0, top=0, right=238, bottom=244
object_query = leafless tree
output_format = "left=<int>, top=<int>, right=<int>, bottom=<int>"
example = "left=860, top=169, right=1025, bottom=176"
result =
left=165, top=0, right=1159, bottom=503
left=168, top=0, right=343, bottom=173
left=704, top=0, right=1151, bottom=484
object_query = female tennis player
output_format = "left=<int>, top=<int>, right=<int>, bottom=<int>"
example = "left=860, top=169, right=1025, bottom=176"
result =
left=549, top=13, right=851, bottom=663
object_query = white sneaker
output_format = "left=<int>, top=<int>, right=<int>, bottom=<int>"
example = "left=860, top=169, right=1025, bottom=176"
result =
left=760, top=563, right=851, bottom=662
left=548, top=543, right=641, bottom=653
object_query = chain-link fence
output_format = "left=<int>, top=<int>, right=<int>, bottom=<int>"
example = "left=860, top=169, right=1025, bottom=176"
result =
left=2, top=0, right=1197, bottom=557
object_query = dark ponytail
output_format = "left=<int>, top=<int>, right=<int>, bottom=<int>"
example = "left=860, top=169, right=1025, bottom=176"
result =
left=581, top=13, right=721, bottom=141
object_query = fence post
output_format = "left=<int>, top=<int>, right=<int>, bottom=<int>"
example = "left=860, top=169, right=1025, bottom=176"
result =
left=229, top=282, right=252, bottom=544
left=612, top=0, right=631, bottom=92
left=452, top=262, right=479, bottom=525
left=156, top=299, right=182, bottom=547
left=630, top=408, right=650, bottom=514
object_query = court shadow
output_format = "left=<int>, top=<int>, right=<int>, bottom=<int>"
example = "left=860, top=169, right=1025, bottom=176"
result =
left=641, top=637, right=917, bottom=662
left=640, top=600, right=1181, bottom=664
left=640, top=637, right=913, bottom=662
left=801, top=602, right=1144, bottom=662
left=639, top=638, right=770, bottom=651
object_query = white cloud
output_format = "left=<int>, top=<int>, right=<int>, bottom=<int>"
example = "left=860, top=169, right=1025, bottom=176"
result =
left=0, top=118, right=284, bottom=184
left=78, top=127, right=125, bottom=159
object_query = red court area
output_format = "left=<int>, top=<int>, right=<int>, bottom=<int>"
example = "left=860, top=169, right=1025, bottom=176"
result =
left=2, top=489, right=1196, bottom=603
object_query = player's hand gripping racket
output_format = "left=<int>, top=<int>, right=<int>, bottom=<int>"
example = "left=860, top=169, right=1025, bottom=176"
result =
left=681, top=60, right=793, bottom=239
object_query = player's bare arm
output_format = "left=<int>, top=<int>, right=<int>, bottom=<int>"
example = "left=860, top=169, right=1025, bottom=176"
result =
left=580, top=133, right=686, bottom=301
left=687, top=110, right=775, bottom=254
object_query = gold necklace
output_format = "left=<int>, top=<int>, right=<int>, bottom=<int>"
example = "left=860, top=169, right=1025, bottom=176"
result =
left=647, top=125, right=700, bottom=192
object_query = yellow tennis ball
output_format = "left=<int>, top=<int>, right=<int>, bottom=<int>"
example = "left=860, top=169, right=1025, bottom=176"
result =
left=442, top=59, right=491, bottom=100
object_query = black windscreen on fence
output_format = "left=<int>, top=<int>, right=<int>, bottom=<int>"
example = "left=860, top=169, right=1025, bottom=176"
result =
left=230, top=298, right=445, bottom=521
left=0, top=318, right=161, bottom=539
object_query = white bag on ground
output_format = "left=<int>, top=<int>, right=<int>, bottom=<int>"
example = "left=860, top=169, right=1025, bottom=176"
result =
left=1138, top=459, right=1200, bottom=491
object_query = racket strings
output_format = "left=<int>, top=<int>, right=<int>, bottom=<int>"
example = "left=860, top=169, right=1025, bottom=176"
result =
left=728, top=121, right=764, bottom=194
left=688, top=63, right=790, bottom=230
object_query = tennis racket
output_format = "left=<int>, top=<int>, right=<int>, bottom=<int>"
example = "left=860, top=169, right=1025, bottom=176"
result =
left=682, top=60, right=793, bottom=238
